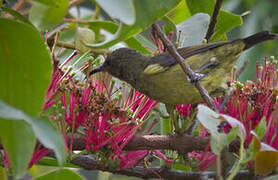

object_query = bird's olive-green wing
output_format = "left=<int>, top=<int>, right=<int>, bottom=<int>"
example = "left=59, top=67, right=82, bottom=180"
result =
left=142, top=41, right=228, bottom=75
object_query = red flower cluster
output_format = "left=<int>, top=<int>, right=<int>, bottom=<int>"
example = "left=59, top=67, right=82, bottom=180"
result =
left=178, top=56, right=278, bottom=171
left=36, top=50, right=172, bottom=169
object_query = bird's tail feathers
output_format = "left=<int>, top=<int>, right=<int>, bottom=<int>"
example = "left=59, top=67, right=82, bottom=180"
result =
left=243, top=31, right=277, bottom=50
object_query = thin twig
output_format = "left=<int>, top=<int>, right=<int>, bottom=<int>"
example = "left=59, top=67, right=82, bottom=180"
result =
left=216, top=154, right=223, bottom=180
left=57, top=41, right=75, bottom=49
left=70, top=155, right=255, bottom=180
left=56, top=41, right=111, bottom=54
left=69, top=0, right=85, bottom=8
left=236, top=60, right=249, bottom=79
left=93, top=4, right=100, bottom=20
left=12, top=0, right=25, bottom=11
left=63, top=18, right=89, bottom=24
left=205, top=0, right=223, bottom=42
left=51, top=32, right=59, bottom=57
left=152, top=23, right=216, bottom=110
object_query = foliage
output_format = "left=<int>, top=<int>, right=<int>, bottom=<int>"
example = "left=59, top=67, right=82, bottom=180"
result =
left=0, top=0, right=277, bottom=179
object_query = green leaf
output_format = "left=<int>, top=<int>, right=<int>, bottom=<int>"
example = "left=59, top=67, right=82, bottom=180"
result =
left=34, top=0, right=59, bottom=7
left=124, top=37, right=151, bottom=54
left=0, top=101, right=66, bottom=166
left=254, top=116, right=266, bottom=140
left=1, top=7, right=33, bottom=26
left=38, top=157, right=79, bottom=168
left=220, top=114, right=246, bottom=140
left=31, top=117, right=66, bottom=166
left=185, top=0, right=242, bottom=41
left=87, top=20, right=151, bottom=54
left=0, top=18, right=52, bottom=116
left=0, top=167, right=7, bottom=180
left=95, top=0, right=135, bottom=25
left=162, top=16, right=177, bottom=36
left=176, top=13, right=210, bottom=47
left=255, top=149, right=278, bottom=175
left=211, top=127, right=238, bottom=155
left=0, top=119, right=36, bottom=178
left=34, top=169, right=84, bottom=180
left=74, top=27, right=95, bottom=53
left=86, top=0, right=181, bottom=48
left=134, top=34, right=157, bottom=52
left=211, top=133, right=226, bottom=155
left=167, top=0, right=191, bottom=24
left=29, top=0, right=69, bottom=31
left=197, top=105, right=220, bottom=134
left=197, top=105, right=242, bottom=154
left=226, top=126, right=239, bottom=144
left=246, top=131, right=261, bottom=162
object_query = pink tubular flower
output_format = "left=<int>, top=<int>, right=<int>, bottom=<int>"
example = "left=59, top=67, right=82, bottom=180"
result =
left=176, top=104, right=192, bottom=117
left=41, top=48, right=168, bottom=169
left=28, top=147, right=49, bottom=168
left=181, top=56, right=278, bottom=171
left=220, top=57, right=278, bottom=149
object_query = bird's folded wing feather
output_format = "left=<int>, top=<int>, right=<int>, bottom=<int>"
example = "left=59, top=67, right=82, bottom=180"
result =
left=143, top=41, right=228, bottom=75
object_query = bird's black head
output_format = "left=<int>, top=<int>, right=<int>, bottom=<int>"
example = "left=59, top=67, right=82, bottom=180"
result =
left=90, top=48, right=149, bottom=83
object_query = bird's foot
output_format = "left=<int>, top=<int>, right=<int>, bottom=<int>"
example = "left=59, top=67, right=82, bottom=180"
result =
left=187, top=73, right=205, bottom=84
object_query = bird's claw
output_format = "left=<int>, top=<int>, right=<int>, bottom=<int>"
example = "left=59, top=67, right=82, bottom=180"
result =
left=187, top=73, right=205, bottom=84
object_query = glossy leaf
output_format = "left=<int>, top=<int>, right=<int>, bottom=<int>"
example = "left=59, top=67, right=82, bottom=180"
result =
left=31, top=117, right=66, bottom=166
left=176, top=13, right=210, bottom=47
left=167, top=0, right=191, bottom=24
left=246, top=131, right=261, bottom=162
left=38, top=157, right=79, bottom=168
left=162, top=16, right=177, bottom=36
left=186, top=0, right=242, bottom=41
left=1, top=7, right=33, bottom=26
left=95, top=0, right=135, bottom=25
left=0, top=119, right=36, bottom=178
left=86, top=0, right=181, bottom=48
left=197, top=105, right=241, bottom=154
left=211, top=127, right=239, bottom=155
left=124, top=37, right=151, bottom=54
left=220, top=114, right=246, bottom=139
left=34, top=169, right=84, bottom=180
left=0, top=101, right=66, bottom=166
left=255, top=149, right=278, bottom=175
left=34, top=0, right=59, bottom=7
left=197, top=105, right=220, bottom=134
left=254, top=116, right=266, bottom=139
left=87, top=20, right=150, bottom=54
left=74, top=27, right=95, bottom=53
left=0, top=18, right=51, bottom=116
left=29, top=0, right=69, bottom=31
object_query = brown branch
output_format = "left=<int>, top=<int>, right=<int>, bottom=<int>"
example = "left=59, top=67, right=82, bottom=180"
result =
left=205, top=0, right=223, bottom=42
left=68, top=134, right=240, bottom=155
left=70, top=155, right=255, bottom=180
left=152, top=23, right=216, bottom=110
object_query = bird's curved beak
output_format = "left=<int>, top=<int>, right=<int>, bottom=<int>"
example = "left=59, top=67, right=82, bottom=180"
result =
left=89, top=64, right=105, bottom=75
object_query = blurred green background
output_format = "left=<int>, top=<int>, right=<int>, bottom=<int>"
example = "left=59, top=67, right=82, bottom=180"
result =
left=224, top=0, right=278, bottom=81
